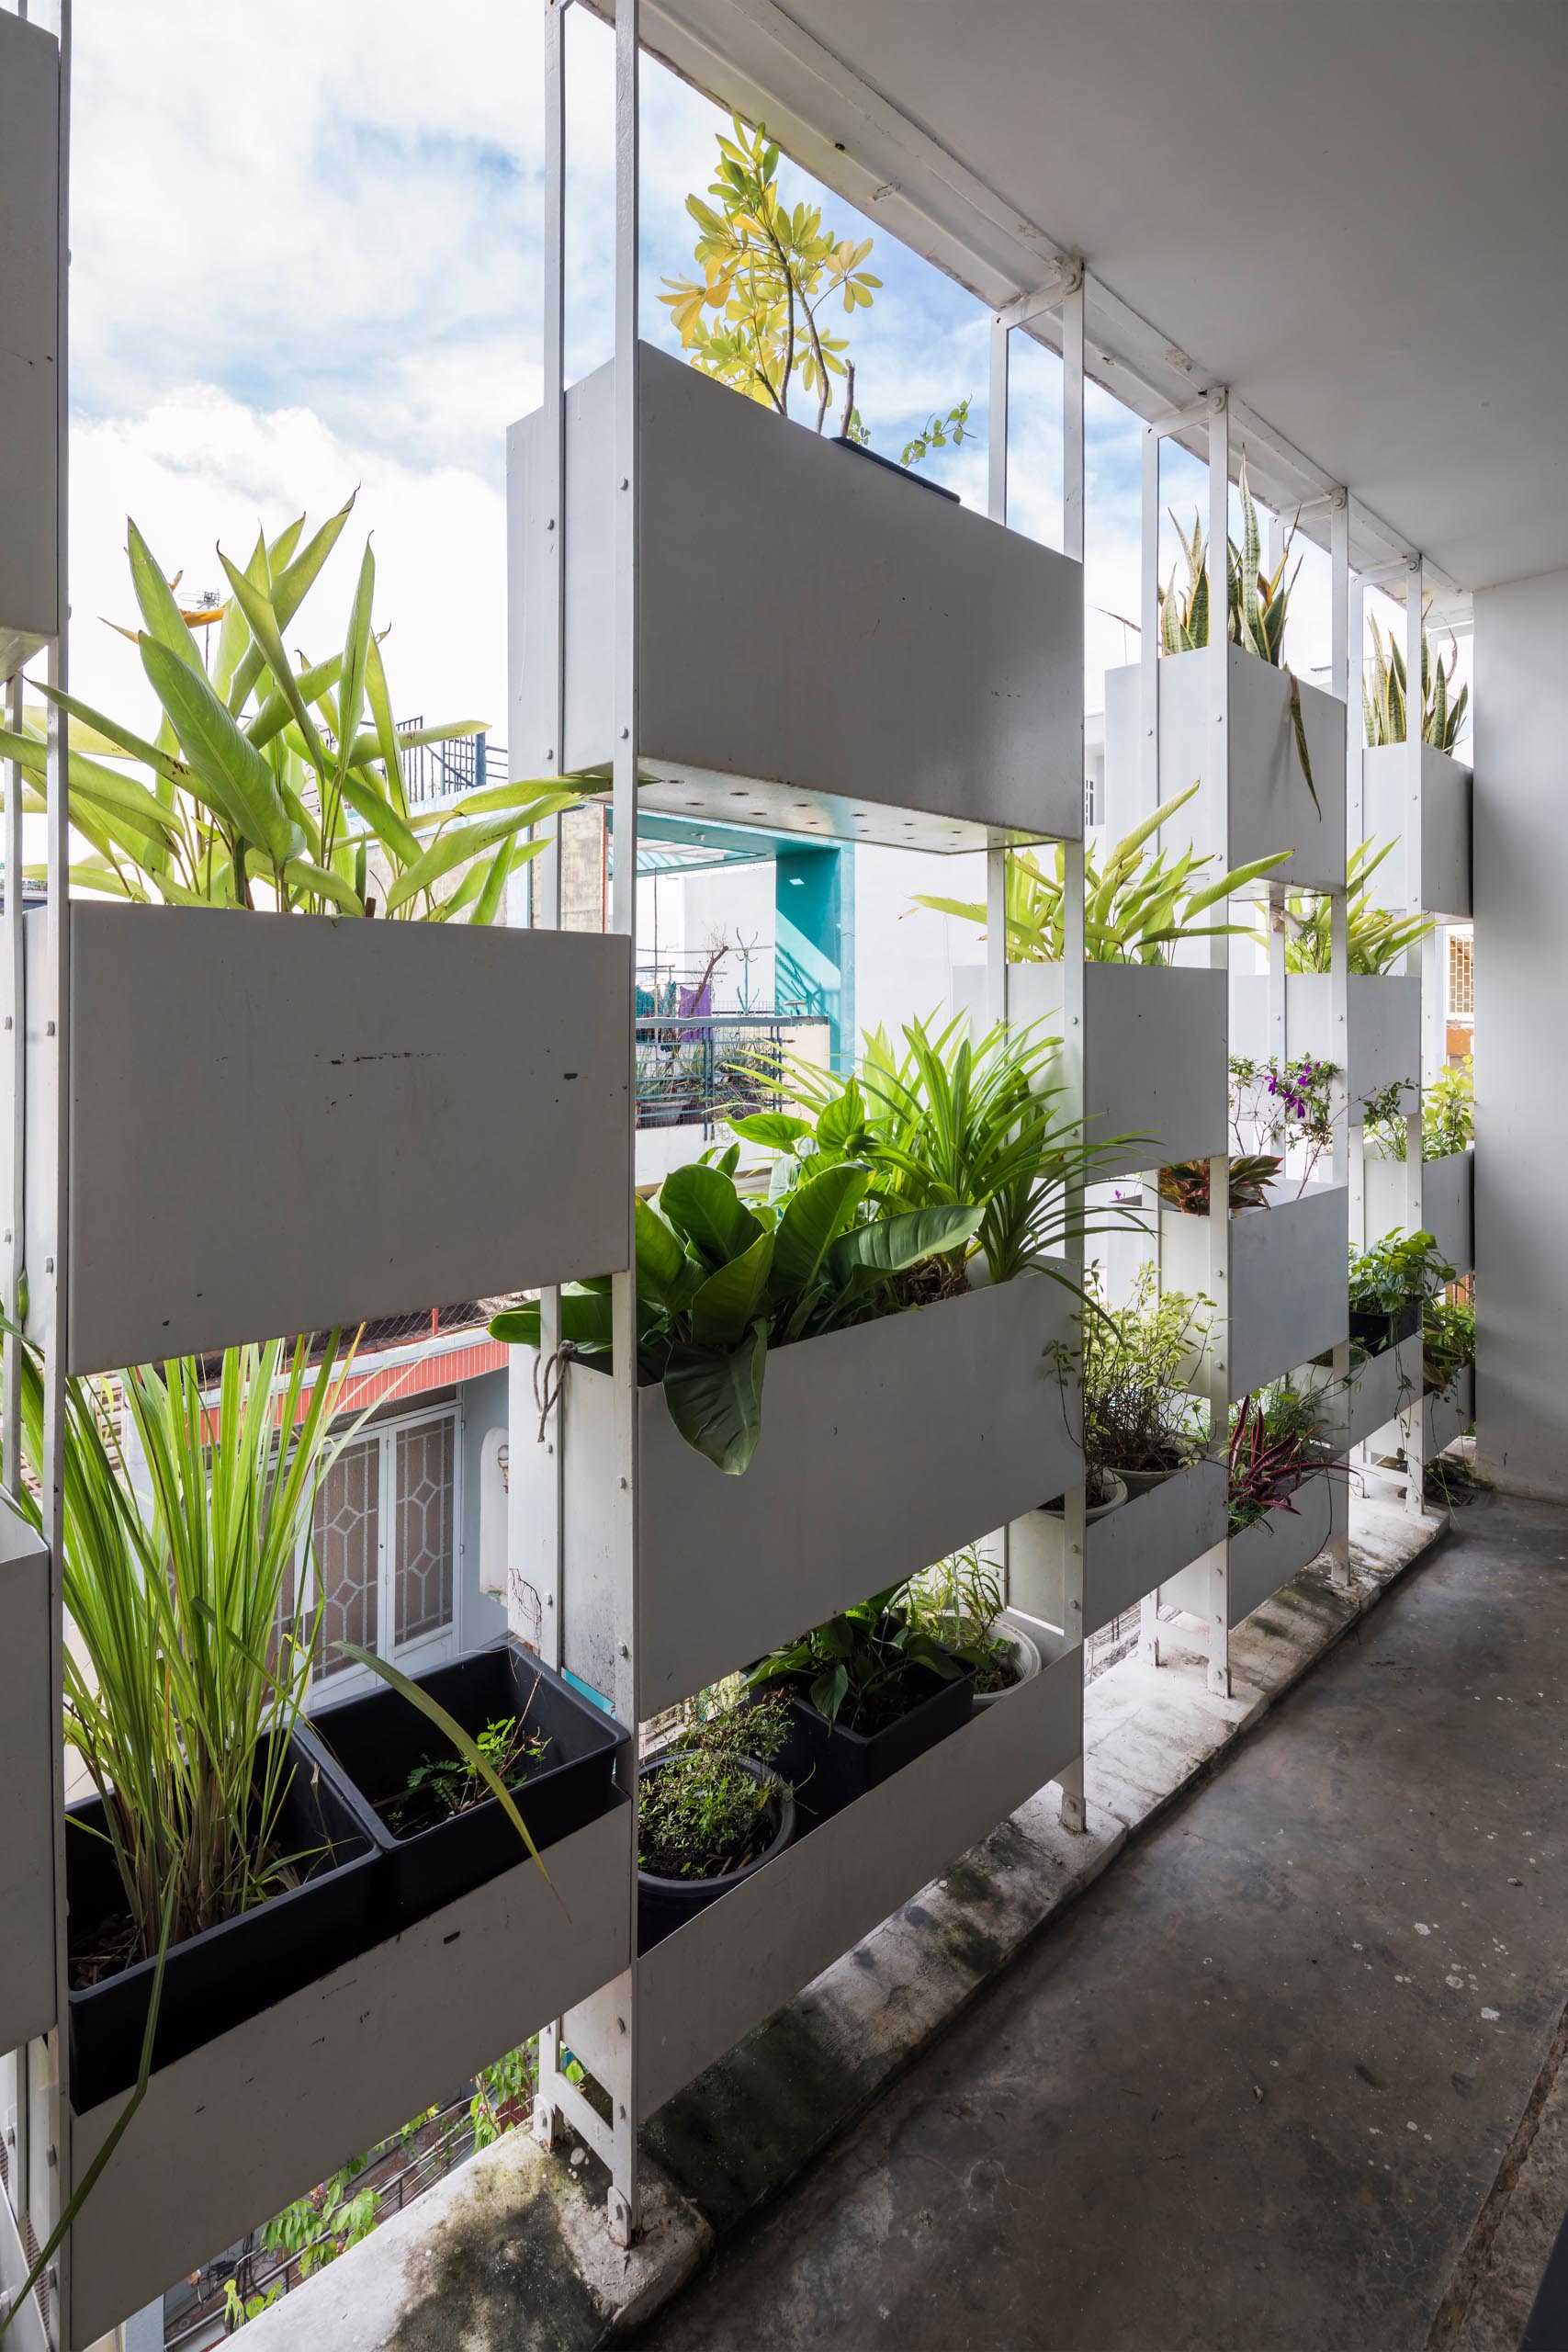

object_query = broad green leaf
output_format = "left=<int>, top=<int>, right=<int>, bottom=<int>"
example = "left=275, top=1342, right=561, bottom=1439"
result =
left=32, top=684, right=183, bottom=783
left=657, top=1163, right=764, bottom=1269
left=218, top=552, right=333, bottom=783
left=127, top=518, right=206, bottom=676
left=468, top=839, right=513, bottom=927
left=817, top=1080, right=868, bottom=1152
left=282, top=857, right=364, bottom=914
left=337, top=771, right=422, bottom=868
left=825, top=1203, right=981, bottom=1289
left=689, top=1228, right=775, bottom=1347
left=140, top=637, right=299, bottom=865
left=364, top=630, right=407, bottom=820
left=634, top=1197, right=698, bottom=1312
left=770, top=1160, right=870, bottom=1299
left=726, top=1111, right=814, bottom=1150
left=336, top=541, right=376, bottom=788
left=662, top=1318, right=768, bottom=1475
left=247, top=657, right=342, bottom=752
left=488, top=1287, right=614, bottom=1354
left=383, top=811, right=526, bottom=911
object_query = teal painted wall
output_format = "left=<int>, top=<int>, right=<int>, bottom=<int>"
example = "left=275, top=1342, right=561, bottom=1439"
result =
left=774, top=844, right=854, bottom=1069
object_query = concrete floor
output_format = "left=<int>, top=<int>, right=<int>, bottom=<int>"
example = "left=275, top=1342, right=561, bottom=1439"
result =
left=635, top=1491, right=1568, bottom=2352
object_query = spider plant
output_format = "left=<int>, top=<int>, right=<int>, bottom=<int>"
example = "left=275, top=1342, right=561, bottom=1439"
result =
left=732, top=1013, right=1143, bottom=1285
left=1, top=499, right=578, bottom=918
left=1363, top=606, right=1469, bottom=751
left=1157, top=452, right=1319, bottom=812
left=908, top=785, right=1290, bottom=964
left=1266, top=839, right=1434, bottom=976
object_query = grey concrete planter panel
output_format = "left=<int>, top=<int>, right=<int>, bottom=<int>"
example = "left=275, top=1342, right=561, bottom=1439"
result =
left=1164, top=1471, right=1345, bottom=1628
left=0, top=1513, right=53, bottom=2055
left=1106, top=647, right=1347, bottom=891
left=0, top=10, right=61, bottom=674
left=512, top=345, right=1084, bottom=850
left=33, top=906, right=632, bottom=1375
left=626, top=1641, right=1081, bottom=2121
left=67, top=1799, right=633, bottom=2347
left=562, top=1272, right=1081, bottom=1719
left=1231, top=972, right=1422, bottom=1103
left=1348, top=1334, right=1422, bottom=1448
left=956, top=962, right=1229, bottom=1177
left=1161, top=1184, right=1349, bottom=1399
left=1362, top=742, right=1472, bottom=919
left=1427, top=1365, right=1475, bottom=1458
left=1010, top=1455, right=1228, bottom=1634
left=1365, top=1147, right=1473, bottom=1275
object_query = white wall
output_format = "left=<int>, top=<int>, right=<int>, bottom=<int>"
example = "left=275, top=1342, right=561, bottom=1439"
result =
left=1472, top=565, right=1568, bottom=1497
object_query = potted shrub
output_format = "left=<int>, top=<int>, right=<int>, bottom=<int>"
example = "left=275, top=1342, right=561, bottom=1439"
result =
left=1348, top=1228, right=1456, bottom=1355
left=746, top=1581, right=976, bottom=1816
left=3, top=1334, right=383, bottom=2111
left=907, top=1547, right=1041, bottom=1709
left=1078, top=1261, right=1210, bottom=1496
left=637, top=1690, right=796, bottom=1951
left=1226, top=1385, right=1341, bottom=1537
left=303, top=1639, right=624, bottom=1929
left=1423, top=1294, right=1476, bottom=1399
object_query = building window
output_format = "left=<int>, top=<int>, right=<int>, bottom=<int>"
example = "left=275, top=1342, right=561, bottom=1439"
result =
left=306, top=1406, right=460, bottom=1684
left=1448, top=931, right=1474, bottom=1019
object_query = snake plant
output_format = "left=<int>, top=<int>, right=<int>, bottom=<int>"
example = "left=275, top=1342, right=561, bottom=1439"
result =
left=909, top=785, right=1290, bottom=964
left=1268, top=839, right=1433, bottom=977
left=1363, top=607, right=1469, bottom=752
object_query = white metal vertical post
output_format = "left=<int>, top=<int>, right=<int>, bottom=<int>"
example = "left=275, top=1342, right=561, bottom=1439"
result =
left=1326, top=492, right=1354, bottom=1588
left=4, top=673, right=23, bottom=1493
left=1402, top=557, right=1429, bottom=1520
left=1056, top=279, right=1088, bottom=1833
left=1202, top=393, right=1232, bottom=1697
left=985, top=315, right=1010, bottom=1033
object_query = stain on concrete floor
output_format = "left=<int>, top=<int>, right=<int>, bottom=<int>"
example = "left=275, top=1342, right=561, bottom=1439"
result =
left=632, top=1493, right=1568, bottom=2352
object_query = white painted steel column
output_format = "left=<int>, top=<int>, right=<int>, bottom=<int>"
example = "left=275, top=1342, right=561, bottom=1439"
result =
left=1402, top=559, right=1429, bottom=1521
left=985, top=313, right=1010, bottom=1031
left=1202, top=394, right=1232, bottom=1697
left=1326, top=494, right=1354, bottom=1588
left=1056, top=278, right=1088, bottom=1834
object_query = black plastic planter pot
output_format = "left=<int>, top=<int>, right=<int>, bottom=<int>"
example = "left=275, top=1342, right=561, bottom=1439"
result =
left=770, top=1653, right=976, bottom=1821
left=637, top=1754, right=795, bottom=1954
left=302, top=1639, right=626, bottom=1929
left=66, top=1728, right=376, bottom=2113
left=1349, top=1299, right=1422, bottom=1355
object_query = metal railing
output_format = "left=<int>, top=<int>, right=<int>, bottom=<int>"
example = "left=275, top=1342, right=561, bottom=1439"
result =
left=398, top=719, right=503, bottom=808
left=636, top=1010, right=828, bottom=1137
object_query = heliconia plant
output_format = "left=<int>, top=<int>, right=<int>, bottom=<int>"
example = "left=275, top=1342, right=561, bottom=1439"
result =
left=1362, top=605, right=1469, bottom=751
left=1267, top=838, right=1434, bottom=977
left=0, top=496, right=579, bottom=920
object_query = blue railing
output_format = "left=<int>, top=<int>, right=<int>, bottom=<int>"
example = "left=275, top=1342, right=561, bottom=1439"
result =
left=399, top=719, right=502, bottom=807
left=636, top=1011, right=826, bottom=1136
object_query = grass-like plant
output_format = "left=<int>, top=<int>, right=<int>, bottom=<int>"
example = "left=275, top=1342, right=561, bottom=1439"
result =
left=638, top=1691, right=793, bottom=1882
left=908, top=784, right=1290, bottom=964
left=1363, top=606, right=1469, bottom=751
left=2, top=499, right=576, bottom=919
left=1267, top=839, right=1433, bottom=977
left=906, top=1547, right=1016, bottom=1693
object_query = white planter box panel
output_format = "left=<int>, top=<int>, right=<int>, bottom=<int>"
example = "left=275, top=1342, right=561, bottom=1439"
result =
left=1105, top=649, right=1346, bottom=891
left=0, top=1514, right=53, bottom=2055
left=1163, top=1472, right=1345, bottom=1627
left=628, top=1643, right=1082, bottom=2120
left=1232, top=974, right=1421, bottom=1103
left=1362, top=1148, right=1472, bottom=1273
left=562, top=1273, right=1081, bottom=1718
left=1348, top=1336, right=1422, bottom=1448
left=67, top=1800, right=632, bottom=2348
left=1426, top=1366, right=1475, bottom=1459
left=1362, top=742, right=1472, bottom=919
left=0, top=11, right=61, bottom=673
left=512, top=345, right=1084, bottom=851
left=1160, top=1184, right=1348, bottom=1398
left=1010, top=1456, right=1228, bottom=1633
left=969, top=964, right=1228, bottom=1177
left=36, top=906, right=632, bottom=1376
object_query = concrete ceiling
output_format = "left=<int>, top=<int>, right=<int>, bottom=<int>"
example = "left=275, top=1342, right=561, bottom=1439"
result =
left=619, top=0, right=1568, bottom=591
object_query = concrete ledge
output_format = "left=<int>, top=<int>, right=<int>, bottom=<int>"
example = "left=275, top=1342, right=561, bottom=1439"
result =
left=241, top=1475, right=1450, bottom=2350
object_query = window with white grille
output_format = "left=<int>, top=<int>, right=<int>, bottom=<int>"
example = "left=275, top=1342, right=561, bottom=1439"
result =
left=304, top=1405, right=460, bottom=1684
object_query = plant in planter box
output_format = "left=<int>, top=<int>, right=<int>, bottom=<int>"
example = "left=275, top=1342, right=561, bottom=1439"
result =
left=1078, top=1261, right=1211, bottom=1492
left=1348, top=1227, right=1456, bottom=1354
left=660, top=114, right=969, bottom=472
left=5, top=498, right=576, bottom=919
left=637, top=1690, right=795, bottom=1946
left=1363, top=605, right=1469, bottom=751
left=746, top=1581, right=976, bottom=1815
left=1365, top=1056, right=1473, bottom=1163
left=1264, top=838, right=1434, bottom=977
left=908, top=783, right=1291, bottom=963
left=907, top=1546, right=1039, bottom=1702
left=1226, top=1389, right=1339, bottom=1536
left=491, top=1157, right=979, bottom=1476
left=1156, top=1154, right=1280, bottom=1216
left=1423, top=1294, right=1476, bottom=1399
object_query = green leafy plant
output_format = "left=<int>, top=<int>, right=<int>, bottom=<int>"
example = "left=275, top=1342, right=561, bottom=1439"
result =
left=1349, top=1228, right=1457, bottom=1319
left=1077, top=1261, right=1210, bottom=1478
left=908, top=785, right=1291, bottom=964
left=747, top=1582, right=964, bottom=1734
left=1157, top=452, right=1319, bottom=810
left=1363, top=605, right=1469, bottom=751
left=1226, top=1385, right=1340, bottom=1534
left=638, top=1690, right=793, bottom=1881
left=733, top=1013, right=1141, bottom=1287
left=1266, top=839, right=1434, bottom=977
left=3, top=500, right=576, bottom=917
left=660, top=114, right=967, bottom=463
left=470, top=2043, right=538, bottom=2152
left=1423, top=1294, right=1475, bottom=1398
left=490, top=1156, right=977, bottom=1476
left=900, top=400, right=974, bottom=468
left=1156, top=1154, right=1280, bottom=1216
left=906, top=1546, right=1016, bottom=1693
left=384, top=1709, right=553, bottom=1838
left=1366, top=1057, right=1473, bottom=1163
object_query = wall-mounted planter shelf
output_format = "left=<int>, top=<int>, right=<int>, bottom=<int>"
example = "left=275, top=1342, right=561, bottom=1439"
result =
left=0, top=8, right=61, bottom=677
left=568, top=1635, right=1080, bottom=2126
left=1427, top=1366, right=1476, bottom=1459
left=1161, top=1183, right=1349, bottom=1398
left=1231, top=972, right=1421, bottom=1103
left=1361, top=743, right=1472, bottom=918
left=560, top=1272, right=1081, bottom=1717
left=0, top=1513, right=53, bottom=2057
left=1364, top=1147, right=1472, bottom=1275
left=1105, top=647, right=1347, bottom=891
left=1164, top=1471, right=1346, bottom=1629
left=28, top=906, right=633, bottom=1375
left=65, top=1799, right=632, bottom=2349
left=1010, top=1453, right=1228, bottom=1633
left=953, top=962, right=1228, bottom=1178
left=511, top=345, right=1085, bottom=853
left=1347, top=1334, right=1422, bottom=1448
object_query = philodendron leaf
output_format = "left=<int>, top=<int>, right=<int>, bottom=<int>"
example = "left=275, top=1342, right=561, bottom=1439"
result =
left=662, top=1317, right=768, bottom=1475
left=689, top=1228, right=775, bottom=1349
left=489, top=1287, right=615, bottom=1355
left=657, top=1162, right=764, bottom=1270
left=825, top=1203, right=981, bottom=1290
left=634, top=1196, right=699, bottom=1314
left=726, top=1111, right=814, bottom=1151
left=770, top=1160, right=871, bottom=1301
